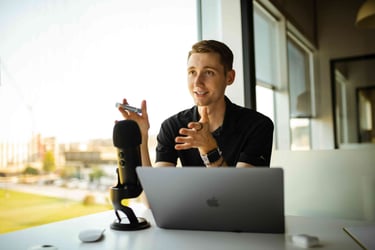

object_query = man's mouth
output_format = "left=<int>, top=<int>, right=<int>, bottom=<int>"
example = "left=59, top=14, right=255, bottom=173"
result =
left=194, top=91, right=208, bottom=96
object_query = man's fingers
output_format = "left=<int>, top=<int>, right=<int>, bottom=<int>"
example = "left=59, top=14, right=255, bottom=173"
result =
left=175, top=143, right=191, bottom=150
left=175, top=135, right=193, bottom=150
left=141, top=100, right=147, bottom=116
left=179, top=127, right=195, bottom=136
left=187, top=122, right=203, bottom=131
left=199, top=106, right=209, bottom=123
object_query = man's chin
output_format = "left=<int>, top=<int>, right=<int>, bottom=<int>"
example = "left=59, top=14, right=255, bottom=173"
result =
left=193, top=98, right=209, bottom=107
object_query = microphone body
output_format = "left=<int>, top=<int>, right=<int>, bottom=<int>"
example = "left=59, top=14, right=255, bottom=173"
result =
left=116, top=147, right=141, bottom=186
left=112, top=119, right=143, bottom=198
left=110, top=119, right=150, bottom=230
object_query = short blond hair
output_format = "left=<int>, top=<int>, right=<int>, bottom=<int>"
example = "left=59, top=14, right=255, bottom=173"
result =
left=188, top=40, right=234, bottom=73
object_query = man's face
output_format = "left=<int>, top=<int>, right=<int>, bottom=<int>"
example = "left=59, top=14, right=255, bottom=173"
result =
left=187, top=52, right=234, bottom=107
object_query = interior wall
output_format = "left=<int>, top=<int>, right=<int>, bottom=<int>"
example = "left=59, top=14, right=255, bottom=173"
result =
left=269, top=0, right=316, bottom=45
left=271, top=148, right=375, bottom=221
left=268, top=0, right=375, bottom=220
left=268, top=0, right=375, bottom=149
left=314, top=0, right=375, bottom=149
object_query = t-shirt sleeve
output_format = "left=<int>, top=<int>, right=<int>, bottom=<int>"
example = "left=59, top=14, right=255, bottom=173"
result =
left=156, top=120, right=178, bottom=165
left=238, top=116, right=274, bottom=166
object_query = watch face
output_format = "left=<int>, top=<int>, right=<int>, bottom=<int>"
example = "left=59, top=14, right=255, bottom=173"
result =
left=200, top=148, right=222, bottom=165
left=207, top=148, right=221, bottom=163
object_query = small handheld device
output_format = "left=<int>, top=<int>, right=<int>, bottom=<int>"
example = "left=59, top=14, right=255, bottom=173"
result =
left=116, top=103, right=142, bottom=114
left=289, top=234, right=320, bottom=248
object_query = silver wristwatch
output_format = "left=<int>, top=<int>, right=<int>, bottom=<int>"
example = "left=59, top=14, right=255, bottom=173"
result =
left=200, top=148, right=222, bottom=165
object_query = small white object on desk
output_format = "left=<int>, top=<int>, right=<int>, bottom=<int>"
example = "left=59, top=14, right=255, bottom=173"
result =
left=289, top=234, right=320, bottom=248
left=78, top=229, right=105, bottom=243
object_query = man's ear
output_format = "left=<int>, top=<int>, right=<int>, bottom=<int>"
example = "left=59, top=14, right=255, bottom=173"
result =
left=226, top=69, right=235, bottom=86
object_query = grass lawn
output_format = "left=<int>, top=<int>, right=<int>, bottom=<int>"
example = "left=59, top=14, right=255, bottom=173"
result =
left=0, top=189, right=112, bottom=233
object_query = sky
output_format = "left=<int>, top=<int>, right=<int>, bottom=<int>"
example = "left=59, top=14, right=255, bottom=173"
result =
left=0, top=0, right=197, bottom=143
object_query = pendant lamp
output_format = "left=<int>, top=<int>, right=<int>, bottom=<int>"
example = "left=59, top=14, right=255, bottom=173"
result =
left=356, top=0, right=375, bottom=28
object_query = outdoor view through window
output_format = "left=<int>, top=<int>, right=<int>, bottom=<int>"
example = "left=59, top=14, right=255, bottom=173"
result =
left=0, top=0, right=197, bottom=233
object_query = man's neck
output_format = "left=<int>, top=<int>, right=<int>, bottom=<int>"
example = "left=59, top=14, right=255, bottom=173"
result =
left=199, top=99, right=226, bottom=132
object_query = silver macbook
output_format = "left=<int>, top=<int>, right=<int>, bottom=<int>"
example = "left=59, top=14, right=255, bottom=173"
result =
left=136, top=167, right=284, bottom=233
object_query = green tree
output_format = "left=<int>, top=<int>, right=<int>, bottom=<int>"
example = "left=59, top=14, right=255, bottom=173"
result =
left=89, top=166, right=105, bottom=183
left=43, top=151, right=56, bottom=173
left=23, top=166, right=39, bottom=175
left=59, top=165, right=77, bottom=179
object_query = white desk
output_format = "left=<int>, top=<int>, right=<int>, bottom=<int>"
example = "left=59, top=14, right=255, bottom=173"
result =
left=0, top=206, right=370, bottom=250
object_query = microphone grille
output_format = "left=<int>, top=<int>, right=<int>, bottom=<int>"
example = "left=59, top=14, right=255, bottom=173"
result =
left=113, top=120, right=141, bottom=148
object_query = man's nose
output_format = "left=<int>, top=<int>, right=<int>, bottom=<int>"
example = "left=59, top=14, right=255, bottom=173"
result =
left=193, top=72, right=204, bottom=86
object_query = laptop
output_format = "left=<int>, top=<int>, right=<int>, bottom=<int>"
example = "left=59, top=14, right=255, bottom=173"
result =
left=136, top=167, right=284, bottom=233
left=343, top=225, right=375, bottom=249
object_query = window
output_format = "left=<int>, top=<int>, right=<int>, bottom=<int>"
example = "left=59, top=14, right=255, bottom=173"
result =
left=253, top=3, right=278, bottom=124
left=256, top=85, right=275, bottom=123
left=253, top=2, right=281, bottom=149
left=287, top=38, right=312, bottom=118
left=0, top=0, right=197, bottom=232
left=253, top=1, right=315, bottom=151
left=290, top=118, right=311, bottom=150
left=334, top=70, right=349, bottom=144
left=253, top=6, right=278, bottom=87
left=287, top=35, right=314, bottom=150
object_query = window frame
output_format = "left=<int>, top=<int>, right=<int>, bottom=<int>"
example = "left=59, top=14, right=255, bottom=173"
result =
left=243, top=0, right=317, bottom=151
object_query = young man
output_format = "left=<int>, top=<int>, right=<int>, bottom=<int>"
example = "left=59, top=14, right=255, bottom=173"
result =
left=119, top=40, right=274, bottom=168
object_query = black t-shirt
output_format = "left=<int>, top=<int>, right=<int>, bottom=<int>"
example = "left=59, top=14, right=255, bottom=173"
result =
left=156, top=96, right=274, bottom=167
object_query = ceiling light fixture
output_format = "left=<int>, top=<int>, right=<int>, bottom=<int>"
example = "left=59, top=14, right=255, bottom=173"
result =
left=356, top=0, right=375, bottom=28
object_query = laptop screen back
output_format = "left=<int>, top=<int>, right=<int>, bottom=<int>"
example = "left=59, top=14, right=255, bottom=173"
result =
left=136, top=167, right=284, bottom=233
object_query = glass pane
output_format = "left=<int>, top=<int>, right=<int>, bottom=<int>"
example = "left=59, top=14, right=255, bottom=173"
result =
left=333, top=57, right=375, bottom=147
left=253, top=7, right=277, bottom=86
left=290, top=118, right=311, bottom=150
left=335, top=72, right=349, bottom=144
left=256, top=85, right=275, bottom=123
left=287, top=39, right=312, bottom=117
left=358, top=87, right=374, bottom=143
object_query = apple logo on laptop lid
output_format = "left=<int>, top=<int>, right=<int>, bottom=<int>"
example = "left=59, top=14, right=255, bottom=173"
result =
left=206, top=196, right=220, bottom=207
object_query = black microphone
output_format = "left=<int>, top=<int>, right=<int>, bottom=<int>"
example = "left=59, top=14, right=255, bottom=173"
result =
left=110, top=119, right=149, bottom=230
left=113, top=119, right=143, bottom=197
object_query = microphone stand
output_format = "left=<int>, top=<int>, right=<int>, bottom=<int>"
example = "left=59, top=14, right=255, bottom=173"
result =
left=110, top=169, right=150, bottom=231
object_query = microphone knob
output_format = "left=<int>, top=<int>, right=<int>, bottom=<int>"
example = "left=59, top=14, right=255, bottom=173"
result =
left=118, top=151, right=126, bottom=166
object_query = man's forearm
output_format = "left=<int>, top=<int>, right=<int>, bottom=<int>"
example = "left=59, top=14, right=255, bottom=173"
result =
left=140, top=136, right=152, bottom=167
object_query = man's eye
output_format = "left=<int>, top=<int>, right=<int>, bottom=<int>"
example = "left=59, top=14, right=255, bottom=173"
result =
left=205, top=71, right=214, bottom=76
left=188, top=70, right=196, bottom=76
